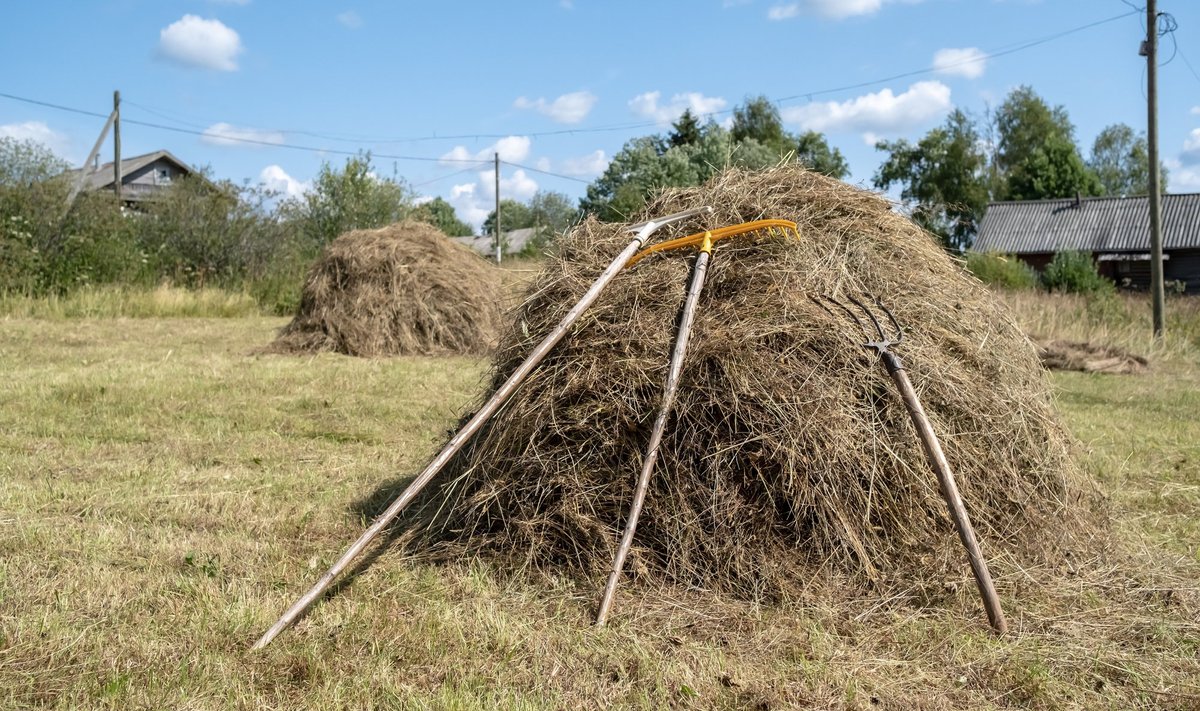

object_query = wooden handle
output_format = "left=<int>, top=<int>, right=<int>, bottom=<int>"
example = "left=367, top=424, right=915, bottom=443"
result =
left=884, top=358, right=1007, bottom=634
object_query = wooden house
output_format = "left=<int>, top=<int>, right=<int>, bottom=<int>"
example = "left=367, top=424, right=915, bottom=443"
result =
left=69, top=150, right=196, bottom=206
left=974, top=193, right=1200, bottom=292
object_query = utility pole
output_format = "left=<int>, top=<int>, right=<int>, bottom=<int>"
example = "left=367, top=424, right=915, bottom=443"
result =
left=493, top=152, right=502, bottom=264
left=1145, top=0, right=1166, bottom=338
left=113, top=90, right=122, bottom=204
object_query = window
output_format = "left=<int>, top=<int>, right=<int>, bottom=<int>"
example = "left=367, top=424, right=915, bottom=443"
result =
left=158, top=168, right=171, bottom=184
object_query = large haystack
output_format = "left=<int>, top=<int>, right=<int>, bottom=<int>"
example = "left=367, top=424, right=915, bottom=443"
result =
left=403, top=166, right=1095, bottom=597
left=266, top=221, right=503, bottom=357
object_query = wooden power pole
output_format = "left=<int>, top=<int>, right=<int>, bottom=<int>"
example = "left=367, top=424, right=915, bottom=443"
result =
left=113, top=90, right=122, bottom=204
left=493, top=152, right=502, bottom=264
left=1146, top=0, right=1165, bottom=338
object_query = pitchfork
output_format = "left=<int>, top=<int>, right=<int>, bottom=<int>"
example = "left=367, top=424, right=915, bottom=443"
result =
left=814, top=293, right=1008, bottom=635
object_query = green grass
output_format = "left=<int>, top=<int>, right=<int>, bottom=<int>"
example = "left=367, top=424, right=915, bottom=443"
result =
left=0, top=297, right=1198, bottom=709
left=0, top=285, right=264, bottom=319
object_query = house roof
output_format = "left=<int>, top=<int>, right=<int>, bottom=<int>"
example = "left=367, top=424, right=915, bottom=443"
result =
left=973, top=193, right=1200, bottom=254
left=67, top=150, right=194, bottom=191
left=452, top=227, right=540, bottom=257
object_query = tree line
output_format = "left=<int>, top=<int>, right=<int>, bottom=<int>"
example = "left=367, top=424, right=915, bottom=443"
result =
left=586, top=86, right=1160, bottom=252
left=0, top=85, right=1158, bottom=308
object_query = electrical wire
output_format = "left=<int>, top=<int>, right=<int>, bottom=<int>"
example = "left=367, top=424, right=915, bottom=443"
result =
left=0, top=90, right=483, bottom=163
left=2, top=8, right=1141, bottom=150
left=1179, top=46, right=1200, bottom=85
left=500, top=160, right=591, bottom=184
left=411, top=162, right=489, bottom=188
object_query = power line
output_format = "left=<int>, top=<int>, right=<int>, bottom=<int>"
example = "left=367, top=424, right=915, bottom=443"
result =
left=0, top=90, right=483, bottom=163
left=1179, top=46, right=1200, bottom=85
left=0, top=7, right=1141, bottom=170
left=411, top=162, right=489, bottom=188
left=501, top=160, right=591, bottom=184
left=774, top=9, right=1137, bottom=104
left=5, top=8, right=1139, bottom=152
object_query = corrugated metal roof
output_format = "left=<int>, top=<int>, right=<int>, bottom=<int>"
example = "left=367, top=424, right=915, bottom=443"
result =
left=973, top=193, right=1200, bottom=253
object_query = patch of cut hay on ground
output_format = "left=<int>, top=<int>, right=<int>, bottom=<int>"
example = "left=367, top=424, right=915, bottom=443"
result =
left=264, top=221, right=503, bottom=357
left=1038, top=339, right=1149, bottom=374
left=399, top=166, right=1100, bottom=600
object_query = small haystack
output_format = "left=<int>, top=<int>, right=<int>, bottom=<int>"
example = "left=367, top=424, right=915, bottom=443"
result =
left=401, top=166, right=1095, bottom=598
left=266, top=221, right=503, bottom=357
left=1038, top=339, right=1149, bottom=374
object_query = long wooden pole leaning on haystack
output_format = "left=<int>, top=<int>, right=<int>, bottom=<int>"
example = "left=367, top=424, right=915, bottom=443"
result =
left=251, top=205, right=714, bottom=650
left=595, top=232, right=714, bottom=626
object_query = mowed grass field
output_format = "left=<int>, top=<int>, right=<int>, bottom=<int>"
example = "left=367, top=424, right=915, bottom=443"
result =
left=1, top=292, right=1198, bottom=709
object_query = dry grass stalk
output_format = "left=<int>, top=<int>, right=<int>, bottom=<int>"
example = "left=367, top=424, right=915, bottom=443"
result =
left=264, top=221, right=503, bottom=357
left=1037, top=339, right=1150, bottom=374
left=402, top=165, right=1100, bottom=602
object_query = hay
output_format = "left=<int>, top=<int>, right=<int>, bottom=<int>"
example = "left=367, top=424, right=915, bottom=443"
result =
left=404, top=166, right=1096, bottom=598
left=1037, top=339, right=1149, bottom=374
left=265, top=221, right=503, bottom=357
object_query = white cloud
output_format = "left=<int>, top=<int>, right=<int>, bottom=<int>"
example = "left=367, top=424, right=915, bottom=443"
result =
left=446, top=168, right=540, bottom=231
left=560, top=149, right=608, bottom=177
left=932, top=47, right=987, bottom=79
left=201, top=122, right=286, bottom=147
left=628, top=91, right=727, bottom=125
left=158, top=15, right=243, bottom=71
left=484, top=168, right=538, bottom=201
left=1165, top=158, right=1200, bottom=192
left=336, top=11, right=363, bottom=29
left=781, top=80, right=952, bottom=135
left=1191, top=106, right=1200, bottom=116
left=1179, top=129, right=1200, bottom=166
left=770, top=0, right=921, bottom=20
left=258, top=165, right=308, bottom=199
left=767, top=4, right=801, bottom=20
left=514, top=91, right=597, bottom=124
left=439, top=135, right=531, bottom=165
left=0, top=120, right=69, bottom=156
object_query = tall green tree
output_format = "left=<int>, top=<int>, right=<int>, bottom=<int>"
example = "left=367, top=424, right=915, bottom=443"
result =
left=528, top=190, right=578, bottom=234
left=874, top=109, right=991, bottom=251
left=731, top=95, right=790, bottom=154
left=482, top=199, right=534, bottom=237
left=668, top=109, right=703, bottom=148
left=412, top=197, right=472, bottom=236
left=1088, top=123, right=1165, bottom=196
left=993, top=86, right=1075, bottom=177
left=1006, top=134, right=1103, bottom=201
left=580, top=126, right=782, bottom=221
left=282, top=153, right=413, bottom=248
left=795, top=131, right=849, bottom=179
left=992, top=86, right=1101, bottom=200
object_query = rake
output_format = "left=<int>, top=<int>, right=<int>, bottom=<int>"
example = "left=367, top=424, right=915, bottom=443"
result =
left=596, top=218, right=801, bottom=625
left=814, top=293, right=1007, bottom=634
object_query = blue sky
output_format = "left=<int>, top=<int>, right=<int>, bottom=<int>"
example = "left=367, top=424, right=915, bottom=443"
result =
left=3, top=0, right=1199, bottom=228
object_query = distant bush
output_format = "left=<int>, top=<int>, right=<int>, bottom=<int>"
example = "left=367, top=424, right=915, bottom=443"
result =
left=965, top=252, right=1039, bottom=290
left=1042, top=250, right=1114, bottom=294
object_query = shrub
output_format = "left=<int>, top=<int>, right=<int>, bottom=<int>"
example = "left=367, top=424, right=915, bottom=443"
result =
left=1042, top=250, right=1114, bottom=294
left=965, top=252, right=1039, bottom=290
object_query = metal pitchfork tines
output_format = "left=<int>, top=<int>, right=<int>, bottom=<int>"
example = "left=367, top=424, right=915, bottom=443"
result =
left=814, top=293, right=1008, bottom=635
